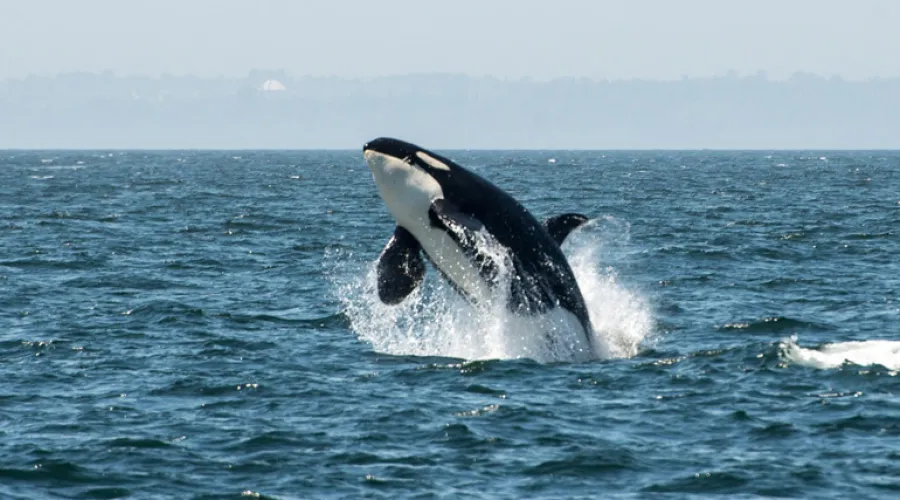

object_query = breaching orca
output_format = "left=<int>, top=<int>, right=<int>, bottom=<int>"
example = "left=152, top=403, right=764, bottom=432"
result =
left=362, top=137, right=596, bottom=357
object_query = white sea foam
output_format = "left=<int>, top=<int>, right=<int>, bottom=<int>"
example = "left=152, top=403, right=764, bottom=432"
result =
left=329, top=216, right=653, bottom=363
left=780, top=336, right=900, bottom=371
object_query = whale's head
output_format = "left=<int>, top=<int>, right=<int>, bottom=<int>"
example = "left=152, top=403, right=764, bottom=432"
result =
left=363, top=137, right=455, bottom=177
left=362, top=137, right=454, bottom=227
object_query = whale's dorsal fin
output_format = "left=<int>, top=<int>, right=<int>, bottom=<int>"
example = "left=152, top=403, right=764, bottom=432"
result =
left=376, top=226, right=425, bottom=305
left=543, top=213, right=589, bottom=246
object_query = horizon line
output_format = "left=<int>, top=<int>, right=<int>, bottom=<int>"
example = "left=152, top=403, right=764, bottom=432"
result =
left=3, top=147, right=899, bottom=152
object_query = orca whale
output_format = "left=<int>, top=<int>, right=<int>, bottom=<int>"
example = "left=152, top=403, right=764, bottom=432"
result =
left=362, top=137, right=596, bottom=357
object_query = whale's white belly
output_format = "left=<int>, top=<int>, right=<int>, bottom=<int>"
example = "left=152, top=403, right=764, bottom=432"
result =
left=406, top=222, right=492, bottom=305
left=366, top=150, right=494, bottom=305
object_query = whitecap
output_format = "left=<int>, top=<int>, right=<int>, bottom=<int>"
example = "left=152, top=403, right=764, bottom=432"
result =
left=781, top=336, right=900, bottom=370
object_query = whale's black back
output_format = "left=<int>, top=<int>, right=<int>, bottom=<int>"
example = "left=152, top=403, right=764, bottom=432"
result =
left=418, top=149, right=592, bottom=335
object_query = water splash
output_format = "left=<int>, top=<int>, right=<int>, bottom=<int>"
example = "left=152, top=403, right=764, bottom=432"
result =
left=328, top=217, right=654, bottom=363
left=563, top=217, right=654, bottom=359
left=780, top=336, right=900, bottom=370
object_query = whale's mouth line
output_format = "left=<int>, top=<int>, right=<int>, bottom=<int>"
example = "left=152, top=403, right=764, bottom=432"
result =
left=364, top=149, right=428, bottom=177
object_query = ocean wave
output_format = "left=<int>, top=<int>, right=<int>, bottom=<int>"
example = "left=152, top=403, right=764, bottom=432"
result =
left=780, top=336, right=900, bottom=370
left=718, top=317, right=827, bottom=334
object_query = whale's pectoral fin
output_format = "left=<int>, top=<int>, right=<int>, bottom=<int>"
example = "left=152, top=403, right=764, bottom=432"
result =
left=428, top=199, right=499, bottom=284
left=376, top=226, right=425, bottom=305
left=543, top=213, right=589, bottom=246
left=427, top=199, right=484, bottom=243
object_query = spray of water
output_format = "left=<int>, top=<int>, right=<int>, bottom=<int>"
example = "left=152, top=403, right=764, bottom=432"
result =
left=563, top=217, right=654, bottom=359
left=327, top=216, right=654, bottom=363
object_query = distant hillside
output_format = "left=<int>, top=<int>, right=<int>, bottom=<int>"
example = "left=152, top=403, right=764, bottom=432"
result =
left=1, top=72, right=898, bottom=149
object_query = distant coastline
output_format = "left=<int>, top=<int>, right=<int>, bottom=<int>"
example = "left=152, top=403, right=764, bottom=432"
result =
left=2, top=71, right=898, bottom=149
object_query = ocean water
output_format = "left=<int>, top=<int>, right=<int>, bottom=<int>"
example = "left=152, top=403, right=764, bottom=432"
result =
left=1, top=149, right=899, bottom=499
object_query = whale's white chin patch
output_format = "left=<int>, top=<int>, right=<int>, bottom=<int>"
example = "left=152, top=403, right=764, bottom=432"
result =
left=364, top=150, right=444, bottom=230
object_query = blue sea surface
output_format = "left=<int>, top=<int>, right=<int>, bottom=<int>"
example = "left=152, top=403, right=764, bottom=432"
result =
left=1, top=150, right=899, bottom=499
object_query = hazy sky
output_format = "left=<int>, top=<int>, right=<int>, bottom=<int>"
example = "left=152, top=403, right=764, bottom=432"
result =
left=1, top=0, right=898, bottom=81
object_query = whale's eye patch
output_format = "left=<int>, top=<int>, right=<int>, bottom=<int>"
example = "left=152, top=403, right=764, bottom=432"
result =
left=416, top=152, right=451, bottom=171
